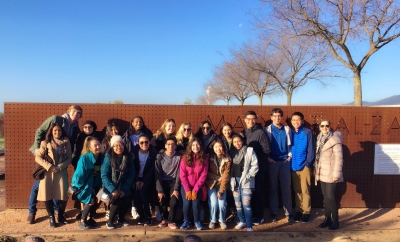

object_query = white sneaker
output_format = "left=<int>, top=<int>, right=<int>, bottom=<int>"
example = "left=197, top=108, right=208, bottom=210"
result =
left=247, top=227, right=253, bottom=232
left=131, top=207, right=140, bottom=219
left=235, top=222, right=246, bottom=230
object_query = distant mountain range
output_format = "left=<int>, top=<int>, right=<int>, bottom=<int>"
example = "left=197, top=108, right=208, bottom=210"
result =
left=346, top=95, right=400, bottom=106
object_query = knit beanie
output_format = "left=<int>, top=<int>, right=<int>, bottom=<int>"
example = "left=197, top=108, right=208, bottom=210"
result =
left=110, top=135, right=124, bottom=147
left=82, top=120, right=97, bottom=131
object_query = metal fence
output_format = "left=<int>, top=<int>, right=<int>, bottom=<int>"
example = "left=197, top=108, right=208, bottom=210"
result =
left=4, top=103, right=400, bottom=208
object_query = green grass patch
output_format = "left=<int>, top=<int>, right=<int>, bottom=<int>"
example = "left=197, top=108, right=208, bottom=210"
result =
left=0, top=137, right=4, bottom=149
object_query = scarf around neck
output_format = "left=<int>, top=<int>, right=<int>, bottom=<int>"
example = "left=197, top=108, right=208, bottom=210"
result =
left=232, top=145, right=247, bottom=165
left=315, top=131, right=333, bottom=161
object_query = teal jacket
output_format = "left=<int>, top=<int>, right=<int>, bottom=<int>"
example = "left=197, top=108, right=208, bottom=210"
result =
left=101, top=154, right=135, bottom=196
left=72, top=152, right=104, bottom=204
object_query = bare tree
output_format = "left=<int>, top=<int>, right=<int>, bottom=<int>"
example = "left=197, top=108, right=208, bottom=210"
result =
left=213, top=61, right=253, bottom=106
left=183, top=98, right=193, bottom=105
left=231, top=42, right=278, bottom=105
left=262, top=0, right=400, bottom=106
left=257, top=36, right=332, bottom=105
left=205, top=79, right=234, bottom=105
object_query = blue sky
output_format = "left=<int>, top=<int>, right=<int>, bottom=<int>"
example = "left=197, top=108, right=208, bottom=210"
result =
left=0, top=0, right=399, bottom=112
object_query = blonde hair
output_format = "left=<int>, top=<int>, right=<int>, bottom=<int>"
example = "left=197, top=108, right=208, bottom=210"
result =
left=67, top=105, right=83, bottom=117
left=176, top=122, right=194, bottom=146
left=81, top=136, right=99, bottom=155
left=155, top=118, right=176, bottom=138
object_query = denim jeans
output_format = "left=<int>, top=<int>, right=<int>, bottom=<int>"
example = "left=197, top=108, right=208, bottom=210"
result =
left=233, top=188, right=254, bottom=229
left=208, top=187, right=227, bottom=223
left=181, top=186, right=201, bottom=222
left=28, top=179, right=58, bottom=214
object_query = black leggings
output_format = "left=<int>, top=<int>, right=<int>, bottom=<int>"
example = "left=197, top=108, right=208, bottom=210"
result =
left=81, top=195, right=100, bottom=221
left=109, top=195, right=132, bottom=223
left=320, top=182, right=338, bottom=219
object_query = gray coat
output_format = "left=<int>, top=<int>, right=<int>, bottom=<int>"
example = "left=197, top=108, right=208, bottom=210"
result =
left=315, top=131, right=343, bottom=185
left=230, top=147, right=259, bottom=190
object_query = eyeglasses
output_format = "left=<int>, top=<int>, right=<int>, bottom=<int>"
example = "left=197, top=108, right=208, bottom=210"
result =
left=83, top=125, right=93, bottom=129
left=184, top=128, right=192, bottom=132
left=320, top=125, right=330, bottom=128
left=139, top=141, right=149, bottom=145
left=202, top=127, right=211, bottom=130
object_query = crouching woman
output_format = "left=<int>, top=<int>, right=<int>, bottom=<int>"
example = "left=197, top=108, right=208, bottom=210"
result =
left=101, top=135, right=135, bottom=229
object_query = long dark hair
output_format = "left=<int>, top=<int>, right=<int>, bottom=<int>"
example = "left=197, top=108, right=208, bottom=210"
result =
left=102, top=122, right=119, bottom=147
left=184, top=137, right=206, bottom=167
left=210, top=139, right=227, bottom=158
left=45, top=123, right=67, bottom=143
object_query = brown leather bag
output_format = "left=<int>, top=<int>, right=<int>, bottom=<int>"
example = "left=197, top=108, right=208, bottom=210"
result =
left=32, top=147, right=54, bottom=180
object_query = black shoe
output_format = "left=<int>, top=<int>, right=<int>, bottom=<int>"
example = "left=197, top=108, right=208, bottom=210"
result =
left=270, top=214, right=277, bottom=222
left=49, top=216, right=56, bottom=228
left=294, top=212, right=302, bottom=222
left=287, top=215, right=295, bottom=224
left=86, top=218, right=98, bottom=227
left=252, top=217, right=264, bottom=226
left=144, top=218, right=152, bottom=226
left=76, top=211, right=82, bottom=220
left=319, top=217, right=332, bottom=228
left=301, top=214, right=310, bottom=224
left=328, top=219, right=339, bottom=230
left=106, top=222, right=115, bottom=229
left=58, top=215, right=68, bottom=224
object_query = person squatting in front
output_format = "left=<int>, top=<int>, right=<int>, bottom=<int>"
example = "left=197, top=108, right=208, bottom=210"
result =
left=72, top=136, right=104, bottom=230
left=101, top=135, right=135, bottom=229
left=155, top=137, right=182, bottom=230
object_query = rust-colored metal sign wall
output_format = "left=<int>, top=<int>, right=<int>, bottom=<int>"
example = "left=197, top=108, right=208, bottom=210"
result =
left=4, top=103, right=400, bottom=208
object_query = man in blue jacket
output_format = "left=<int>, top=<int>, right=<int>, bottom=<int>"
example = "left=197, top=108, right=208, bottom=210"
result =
left=290, top=112, right=314, bottom=224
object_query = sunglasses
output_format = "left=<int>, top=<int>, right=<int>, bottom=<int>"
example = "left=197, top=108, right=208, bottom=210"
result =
left=320, top=125, right=330, bottom=128
left=202, top=127, right=211, bottom=130
left=184, top=128, right=192, bottom=132
left=139, top=141, right=149, bottom=145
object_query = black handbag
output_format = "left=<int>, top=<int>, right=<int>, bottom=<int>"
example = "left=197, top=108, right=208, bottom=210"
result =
left=32, top=147, right=53, bottom=180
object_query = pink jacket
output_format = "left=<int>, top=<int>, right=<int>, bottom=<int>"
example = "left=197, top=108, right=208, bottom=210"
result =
left=180, top=154, right=209, bottom=193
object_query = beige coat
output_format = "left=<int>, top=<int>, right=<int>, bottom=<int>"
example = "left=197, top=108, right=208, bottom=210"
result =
left=315, top=131, right=343, bottom=185
left=35, top=140, right=72, bottom=201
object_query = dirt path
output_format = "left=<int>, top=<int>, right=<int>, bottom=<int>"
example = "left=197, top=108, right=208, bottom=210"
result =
left=1, top=207, right=400, bottom=241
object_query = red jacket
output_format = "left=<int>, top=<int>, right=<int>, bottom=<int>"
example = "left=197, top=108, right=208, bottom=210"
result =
left=180, top=154, right=209, bottom=193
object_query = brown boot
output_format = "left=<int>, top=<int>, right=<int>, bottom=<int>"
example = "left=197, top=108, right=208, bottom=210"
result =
left=27, top=214, right=36, bottom=224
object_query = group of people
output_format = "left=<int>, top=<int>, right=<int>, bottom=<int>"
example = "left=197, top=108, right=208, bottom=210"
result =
left=26, top=105, right=343, bottom=232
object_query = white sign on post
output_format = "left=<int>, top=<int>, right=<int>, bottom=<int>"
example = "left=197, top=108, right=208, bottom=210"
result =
left=374, top=144, right=400, bottom=175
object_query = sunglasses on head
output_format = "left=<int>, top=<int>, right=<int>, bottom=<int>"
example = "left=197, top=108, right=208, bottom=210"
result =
left=139, top=141, right=149, bottom=145
left=320, top=125, right=330, bottom=128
